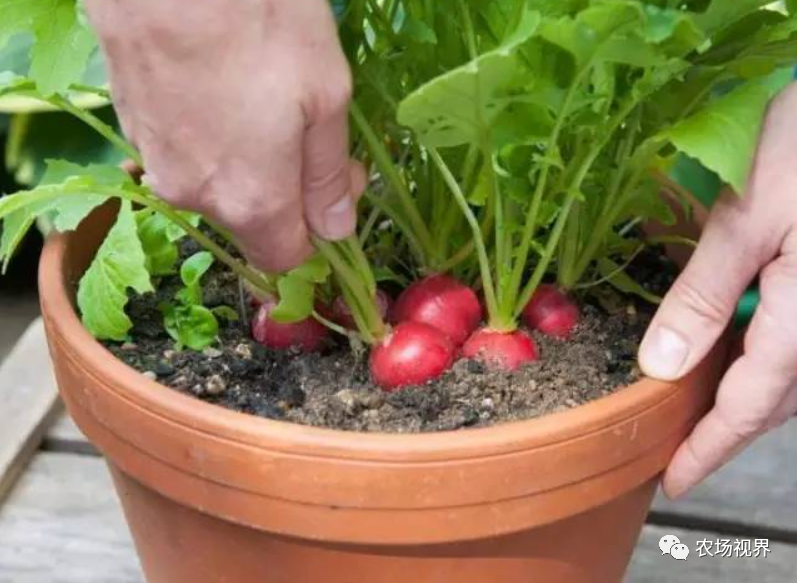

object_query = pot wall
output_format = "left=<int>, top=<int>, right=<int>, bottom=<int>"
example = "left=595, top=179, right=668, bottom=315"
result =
left=40, top=207, right=729, bottom=582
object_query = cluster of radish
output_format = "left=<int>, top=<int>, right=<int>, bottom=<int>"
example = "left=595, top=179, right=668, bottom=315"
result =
left=251, top=275, right=578, bottom=391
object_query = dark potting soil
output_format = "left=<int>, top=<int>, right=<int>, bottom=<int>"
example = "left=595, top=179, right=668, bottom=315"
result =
left=107, top=254, right=676, bottom=434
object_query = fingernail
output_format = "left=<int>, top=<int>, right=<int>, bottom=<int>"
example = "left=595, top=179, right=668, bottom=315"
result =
left=639, top=326, right=690, bottom=381
left=321, top=195, right=355, bottom=240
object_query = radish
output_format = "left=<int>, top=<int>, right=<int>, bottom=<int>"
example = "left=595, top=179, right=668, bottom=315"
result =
left=251, top=298, right=328, bottom=352
left=370, top=321, right=455, bottom=390
left=462, top=329, right=538, bottom=371
left=332, top=289, right=393, bottom=330
left=392, top=274, right=482, bottom=346
left=522, top=285, right=579, bottom=339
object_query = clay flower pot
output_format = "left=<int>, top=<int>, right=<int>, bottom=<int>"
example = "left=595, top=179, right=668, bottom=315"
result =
left=39, top=208, right=728, bottom=583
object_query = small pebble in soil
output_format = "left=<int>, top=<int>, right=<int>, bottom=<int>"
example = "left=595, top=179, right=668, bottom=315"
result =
left=155, top=361, right=175, bottom=378
left=234, top=343, right=253, bottom=359
left=205, top=374, right=227, bottom=395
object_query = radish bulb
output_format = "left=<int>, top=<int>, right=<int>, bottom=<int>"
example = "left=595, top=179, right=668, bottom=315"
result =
left=522, top=285, right=579, bottom=339
left=392, top=274, right=482, bottom=346
left=332, top=289, right=393, bottom=330
left=251, top=298, right=328, bottom=352
left=370, top=322, right=455, bottom=391
left=462, top=329, right=538, bottom=371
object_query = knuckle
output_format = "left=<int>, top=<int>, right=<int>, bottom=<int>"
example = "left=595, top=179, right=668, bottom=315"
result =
left=669, top=276, right=731, bottom=325
left=309, top=68, right=353, bottom=120
left=305, top=163, right=349, bottom=198
left=716, top=405, right=767, bottom=441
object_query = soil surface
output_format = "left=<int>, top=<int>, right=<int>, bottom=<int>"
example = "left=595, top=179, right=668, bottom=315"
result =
left=109, top=248, right=677, bottom=433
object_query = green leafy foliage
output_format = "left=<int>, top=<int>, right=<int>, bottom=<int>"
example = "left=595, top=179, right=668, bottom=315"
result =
left=161, top=251, right=222, bottom=350
left=77, top=201, right=153, bottom=341
left=136, top=209, right=200, bottom=276
left=664, top=73, right=791, bottom=193
left=0, top=0, right=97, bottom=96
left=0, top=161, right=128, bottom=271
left=271, top=254, right=331, bottom=323
left=397, top=9, right=544, bottom=148
left=4, top=107, right=122, bottom=185
left=1, top=0, right=796, bottom=349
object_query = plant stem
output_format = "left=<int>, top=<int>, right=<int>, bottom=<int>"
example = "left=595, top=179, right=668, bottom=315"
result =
left=513, top=193, right=578, bottom=320
left=458, top=0, right=478, bottom=59
left=429, top=148, right=510, bottom=330
left=350, top=102, right=435, bottom=264
left=505, top=65, right=589, bottom=311
left=313, top=237, right=386, bottom=344
left=45, top=94, right=142, bottom=166
left=438, top=240, right=475, bottom=273
left=68, top=84, right=112, bottom=100
left=122, top=188, right=275, bottom=295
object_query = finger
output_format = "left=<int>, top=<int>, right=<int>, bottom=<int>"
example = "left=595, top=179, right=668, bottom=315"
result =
left=349, top=159, right=367, bottom=203
left=663, top=249, right=797, bottom=498
left=302, top=77, right=358, bottom=241
left=638, top=190, right=776, bottom=381
left=211, top=118, right=314, bottom=273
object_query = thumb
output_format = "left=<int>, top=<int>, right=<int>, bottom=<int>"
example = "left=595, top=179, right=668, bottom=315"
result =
left=302, top=93, right=362, bottom=241
left=639, top=191, right=772, bottom=381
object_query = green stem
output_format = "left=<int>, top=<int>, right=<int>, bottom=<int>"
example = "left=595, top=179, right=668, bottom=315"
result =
left=457, top=0, right=478, bottom=59
left=313, top=238, right=386, bottom=343
left=513, top=193, right=578, bottom=320
left=68, top=84, right=112, bottom=100
left=351, top=102, right=435, bottom=263
left=429, top=148, right=509, bottom=330
left=123, top=189, right=274, bottom=293
left=505, top=65, right=590, bottom=311
left=345, top=235, right=376, bottom=296
left=46, top=94, right=142, bottom=166
left=438, top=240, right=475, bottom=273
left=363, top=191, right=426, bottom=261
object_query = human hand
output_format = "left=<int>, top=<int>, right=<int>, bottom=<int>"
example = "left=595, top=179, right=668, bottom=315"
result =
left=639, top=83, right=797, bottom=498
left=86, top=0, right=365, bottom=272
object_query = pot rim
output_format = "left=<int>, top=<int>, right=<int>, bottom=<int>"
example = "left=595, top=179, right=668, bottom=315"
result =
left=41, top=227, right=690, bottom=464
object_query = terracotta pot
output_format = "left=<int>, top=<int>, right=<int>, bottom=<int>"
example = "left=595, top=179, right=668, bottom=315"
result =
left=40, top=207, right=729, bottom=583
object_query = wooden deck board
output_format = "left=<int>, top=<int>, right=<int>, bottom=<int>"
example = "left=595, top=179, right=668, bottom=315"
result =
left=627, top=525, right=797, bottom=582
left=0, top=319, right=61, bottom=504
left=1, top=452, right=795, bottom=583
left=651, top=420, right=797, bottom=533
left=0, top=453, right=142, bottom=583
left=43, top=410, right=96, bottom=456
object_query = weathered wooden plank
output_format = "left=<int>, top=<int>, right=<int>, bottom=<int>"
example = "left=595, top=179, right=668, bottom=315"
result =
left=0, top=452, right=142, bottom=583
left=0, top=292, right=40, bottom=362
left=0, top=318, right=61, bottom=503
left=652, top=420, right=797, bottom=533
left=43, top=411, right=97, bottom=456
left=627, top=524, right=797, bottom=582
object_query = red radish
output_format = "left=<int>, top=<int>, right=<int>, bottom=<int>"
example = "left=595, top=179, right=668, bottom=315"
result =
left=251, top=298, right=328, bottom=352
left=522, top=285, right=579, bottom=339
left=462, top=329, right=538, bottom=371
left=370, top=322, right=455, bottom=390
left=332, top=289, right=393, bottom=330
left=392, top=274, right=482, bottom=346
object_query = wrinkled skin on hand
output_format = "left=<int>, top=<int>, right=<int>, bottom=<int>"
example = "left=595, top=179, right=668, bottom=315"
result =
left=86, top=0, right=366, bottom=272
left=639, top=83, right=797, bottom=498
